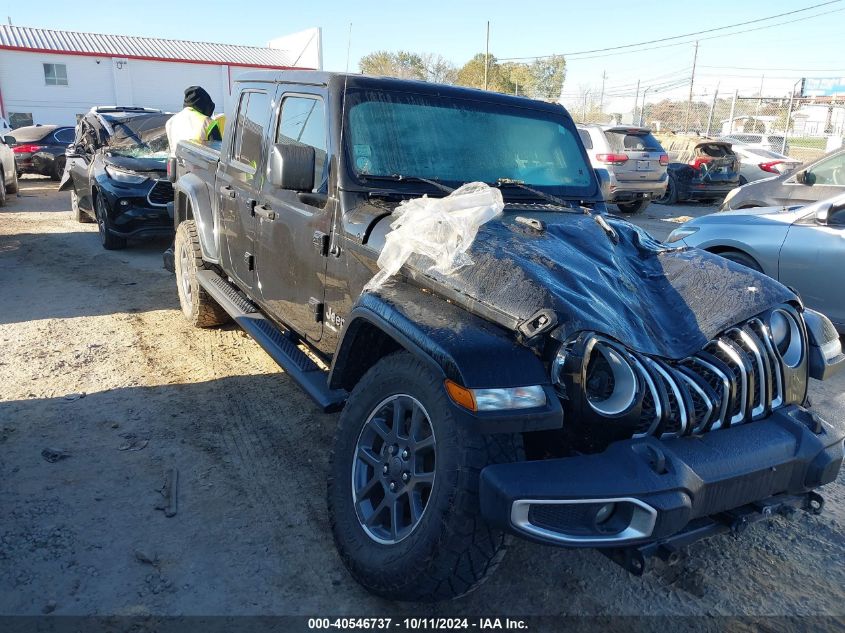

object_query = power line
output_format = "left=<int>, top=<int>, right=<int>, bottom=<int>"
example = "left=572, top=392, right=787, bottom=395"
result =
left=552, top=7, right=845, bottom=62
left=700, top=65, right=845, bottom=72
left=498, top=0, right=842, bottom=61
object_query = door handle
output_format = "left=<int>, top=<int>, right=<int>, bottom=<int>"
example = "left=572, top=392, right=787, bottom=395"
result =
left=254, top=204, right=276, bottom=221
left=220, top=185, right=236, bottom=198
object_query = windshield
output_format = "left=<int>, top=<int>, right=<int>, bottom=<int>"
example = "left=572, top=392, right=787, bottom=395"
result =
left=344, top=89, right=596, bottom=197
left=105, top=113, right=172, bottom=159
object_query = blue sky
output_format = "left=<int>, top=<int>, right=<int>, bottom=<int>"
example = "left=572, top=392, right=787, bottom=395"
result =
left=4, top=0, right=843, bottom=110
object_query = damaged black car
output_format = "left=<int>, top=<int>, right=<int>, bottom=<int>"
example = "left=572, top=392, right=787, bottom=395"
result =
left=60, top=107, right=174, bottom=250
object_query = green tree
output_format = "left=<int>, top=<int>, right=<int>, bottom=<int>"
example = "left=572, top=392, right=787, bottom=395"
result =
left=501, top=62, right=533, bottom=96
left=529, top=55, right=566, bottom=101
left=359, top=50, right=426, bottom=80
left=456, top=53, right=515, bottom=93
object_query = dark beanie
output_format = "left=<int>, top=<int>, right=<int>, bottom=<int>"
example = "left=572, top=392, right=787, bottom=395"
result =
left=184, top=86, right=215, bottom=117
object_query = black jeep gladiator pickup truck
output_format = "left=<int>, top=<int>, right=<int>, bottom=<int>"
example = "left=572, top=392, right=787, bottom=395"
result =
left=170, top=71, right=845, bottom=602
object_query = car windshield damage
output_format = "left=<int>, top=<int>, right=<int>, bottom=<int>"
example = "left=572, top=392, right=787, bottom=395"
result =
left=105, top=113, right=172, bottom=159
left=345, top=89, right=596, bottom=200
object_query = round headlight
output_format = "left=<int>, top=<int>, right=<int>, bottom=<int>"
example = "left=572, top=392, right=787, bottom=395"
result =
left=585, top=343, right=638, bottom=416
left=770, top=309, right=802, bottom=368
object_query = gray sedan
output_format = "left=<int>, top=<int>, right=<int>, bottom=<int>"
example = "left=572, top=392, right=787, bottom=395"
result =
left=667, top=194, right=845, bottom=332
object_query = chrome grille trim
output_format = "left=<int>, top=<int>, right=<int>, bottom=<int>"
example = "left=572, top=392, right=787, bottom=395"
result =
left=644, top=358, right=688, bottom=437
left=687, top=357, right=730, bottom=430
left=627, top=316, right=793, bottom=439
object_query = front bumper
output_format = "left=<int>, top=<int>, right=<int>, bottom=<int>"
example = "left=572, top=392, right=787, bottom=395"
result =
left=480, top=405, right=843, bottom=547
left=100, top=186, right=173, bottom=238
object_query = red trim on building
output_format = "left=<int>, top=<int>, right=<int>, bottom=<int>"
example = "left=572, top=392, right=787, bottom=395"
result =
left=0, top=44, right=313, bottom=71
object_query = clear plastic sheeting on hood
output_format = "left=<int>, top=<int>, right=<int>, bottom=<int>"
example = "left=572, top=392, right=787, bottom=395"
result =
left=364, top=182, right=504, bottom=292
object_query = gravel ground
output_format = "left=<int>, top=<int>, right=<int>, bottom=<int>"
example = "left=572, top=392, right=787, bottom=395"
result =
left=1, top=179, right=843, bottom=624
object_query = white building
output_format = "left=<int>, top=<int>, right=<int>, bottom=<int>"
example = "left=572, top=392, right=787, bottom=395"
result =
left=0, top=24, right=322, bottom=128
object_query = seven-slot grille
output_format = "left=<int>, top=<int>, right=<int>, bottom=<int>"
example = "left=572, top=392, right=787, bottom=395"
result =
left=633, top=319, right=784, bottom=438
left=147, top=180, right=174, bottom=206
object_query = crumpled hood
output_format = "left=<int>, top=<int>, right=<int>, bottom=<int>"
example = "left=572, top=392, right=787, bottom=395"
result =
left=410, top=212, right=796, bottom=359
left=103, top=153, right=166, bottom=176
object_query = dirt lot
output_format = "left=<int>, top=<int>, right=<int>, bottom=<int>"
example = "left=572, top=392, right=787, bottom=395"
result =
left=1, top=179, right=844, bottom=621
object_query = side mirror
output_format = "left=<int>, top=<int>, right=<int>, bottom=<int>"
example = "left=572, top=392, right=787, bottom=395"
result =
left=2, top=135, right=14, bottom=145
left=268, top=143, right=314, bottom=192
left=796, top=170, right=815, bottom=186
left=815, top=202, right=831, bottom=225
left=594, top=168, right=611, bottom=201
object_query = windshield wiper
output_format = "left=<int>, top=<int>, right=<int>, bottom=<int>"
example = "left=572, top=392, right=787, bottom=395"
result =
left=360, top=174, right=456, bottom=194
left=495, top=178, right=618, bottom=243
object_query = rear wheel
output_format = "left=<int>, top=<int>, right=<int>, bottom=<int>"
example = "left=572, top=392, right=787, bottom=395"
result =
left=654, top=176, right=678, bottom=205
left=174, top=220, right=230, bottom=328
left=328, top=352, right=522, bottom=602
left=95, top=193, right=127, bottom=250
left=616, top=199, right=650, bottom=214
left=71, top=189, right=93, bottom=223
left=0, top=170, right=6, bottom=207
left=714, top=250, right=763, bottom=273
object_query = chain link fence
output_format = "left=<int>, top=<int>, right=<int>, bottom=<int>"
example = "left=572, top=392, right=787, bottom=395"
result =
left=566, top=93, right=845, bottom=163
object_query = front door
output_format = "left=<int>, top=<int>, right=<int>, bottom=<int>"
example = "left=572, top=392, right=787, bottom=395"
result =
left=779, top=210, right=845, bottom=328
left=218, top=88, right=274, bottom=291
left=786, top=150, right=845, bottom=206
left=255, top=91, right=331, bottom=343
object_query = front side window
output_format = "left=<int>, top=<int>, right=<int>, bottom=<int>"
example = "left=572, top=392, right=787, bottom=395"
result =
left=44, top=63, right=68, bottom=86
left=232, top=91, right=270, bottom=169
left=277, top=96, right=327, bottom=191
left=345, top=89, right=595, bottom=196
left=807, top=152, right=845, bottom=186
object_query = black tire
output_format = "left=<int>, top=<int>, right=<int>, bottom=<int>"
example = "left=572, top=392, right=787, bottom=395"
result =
left=654, top=176, right=678, bottom=205
left=715, top=250, right=763, bottom=273
left=616, top=199, right=650, bottom=214
left=52, top=156, right=66, bottom=182
left=738, top=175, right=748, bottom=186
left=6, top=168, right=18, bottom=194
left=0, top=170, right=6, bottom=207
left=71, top=189, right=93, bottom=223
left=174, top=220, right=230, bottom=328
left=328, top=352, right=523, bottom=602
left=94, top=192, right=126, bottom=250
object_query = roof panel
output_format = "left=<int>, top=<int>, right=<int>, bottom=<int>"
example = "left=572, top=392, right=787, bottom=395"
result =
left=0, top=24, right=299, bottom=67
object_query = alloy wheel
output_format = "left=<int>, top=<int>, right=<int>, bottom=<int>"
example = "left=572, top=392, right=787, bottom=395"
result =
left=179, top=241, right=193, bottom=306
left=351, top=394, right=436, bottom=545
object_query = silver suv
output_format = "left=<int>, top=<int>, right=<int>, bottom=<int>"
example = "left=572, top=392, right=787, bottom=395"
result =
left=577, top=125, right=668, bottom=213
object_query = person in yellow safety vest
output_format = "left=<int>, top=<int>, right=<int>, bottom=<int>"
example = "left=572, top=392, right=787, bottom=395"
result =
left=165, top=85, right=222, bottom=157
left=209, top=113, right=226, bottom=139
left=163, top=86, right=222, bottom=272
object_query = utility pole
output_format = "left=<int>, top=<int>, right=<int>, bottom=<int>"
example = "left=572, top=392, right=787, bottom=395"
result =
left=755, top=75, right=765, bottom=115
left=727, top=89, right=738, bottom=135
left=599, top=70, right=607, bottom=113
left=632, top=79, right=640, bottom=125
left=484, top=21, right=490, bottom=91
left=705, top=83, right=719, bottom=137
left=683, top=40, right=699, bottom=133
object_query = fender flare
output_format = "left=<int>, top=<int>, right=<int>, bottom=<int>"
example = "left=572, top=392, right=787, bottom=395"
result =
left=329, top=283, right=549, bottom=389
left=328, top=283, right=563, bottom=433
left=174, top=172, right=217, bottom=262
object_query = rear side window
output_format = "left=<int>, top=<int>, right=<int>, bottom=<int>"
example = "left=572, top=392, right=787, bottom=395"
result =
left=232, top=91, right=271, bottom=169
left=277, top=95, right=328, bottom=191
left=577, top=129, right=593, bottom=150
left=605, top=131, right=662, bottom=152
left=53, top=128, right=75, bottom=144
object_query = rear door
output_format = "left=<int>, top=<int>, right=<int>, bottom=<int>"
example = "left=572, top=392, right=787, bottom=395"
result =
left=603, top=128, right=665, bottom=184
left=217, top=86, right=274, bottom=292
left=778, top=210, right=845, bottom=327
left=255, top=90, right=331, bottom=342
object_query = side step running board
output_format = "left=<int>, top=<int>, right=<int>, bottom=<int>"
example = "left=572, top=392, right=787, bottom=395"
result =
left=196, top=269, right=347, bottom=413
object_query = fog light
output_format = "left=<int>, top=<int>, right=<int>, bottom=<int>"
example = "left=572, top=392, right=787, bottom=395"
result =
left=594, top=502, right=616, bottom=525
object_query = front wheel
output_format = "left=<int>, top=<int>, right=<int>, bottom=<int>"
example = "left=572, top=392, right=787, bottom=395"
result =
left=7, top=169, right=18, bottom=194
left=95, top=194, right=126, bottom=250
left=328, top=352, right=522, bottom=602
left=0, top=170, right=6, bottom=207
left=52, top=157, right=66, bottom=182
left=715, top=249, right=763, bottom=273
